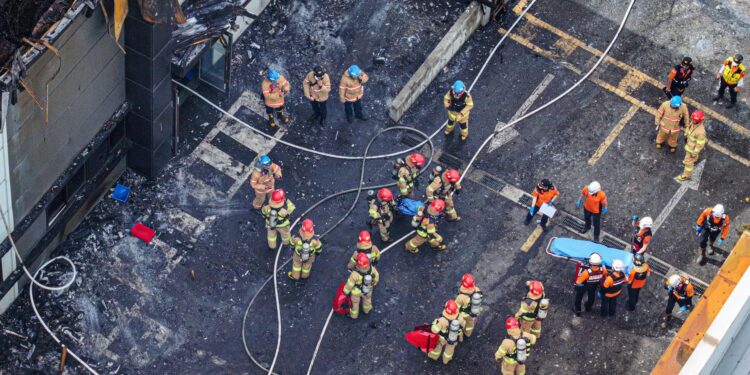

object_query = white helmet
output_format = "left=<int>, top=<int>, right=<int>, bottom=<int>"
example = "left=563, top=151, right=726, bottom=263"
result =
left=589, top=253, right=602, bottom=266
left=639, top=216, right=654, bottom=229
left=668, top=274, right=682, bottom=288
left=712, top=204, right=725, bottom=218
left=588, top=181, right=601, bottom=194
left=612, top=259, right=625, bottom=272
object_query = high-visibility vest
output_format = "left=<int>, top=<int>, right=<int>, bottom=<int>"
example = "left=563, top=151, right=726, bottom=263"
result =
left=722, top=58, right=745, bottom=85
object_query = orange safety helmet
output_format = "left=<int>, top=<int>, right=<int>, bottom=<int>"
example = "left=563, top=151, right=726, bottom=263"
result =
left=271, top=189, right=286, bottom=203
left=691, top=110, right=704, bottom=124
left=408, top=153, right=425, bottom=167
left=461, top=273, right=475, bottom=289
left=429, top=199, right=446, bottom=213
left=444, top=300, right=458, bottom=316
left=300, top=219, right=315, bottom=234
left=377, top=188, right=394, bottom=202
left=529, top=280, right=544, bottom=297
left=356, top=252, right=370, bottom=268
left=358, top=231, right=372, bottom=246
left=444, top=169, right=460, bottom=183
left=505, top=317, right=520, bottom=330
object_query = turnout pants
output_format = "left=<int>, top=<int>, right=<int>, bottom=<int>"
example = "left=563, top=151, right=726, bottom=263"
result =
left=309, top=100, right=327, bottom=120
left=681, top=152, right=700, bottom=178
left=428, top=337, right=456, bottom=365
left=405, top=232, right=444, bottom=253
left=501, top=360, right=526, bottom=375
left=267, top=225, right=291, bottom=249
left=583, top=209, right=602, bottom=239
left=574, top=284, right=598, bottom=313
left=376, top=219, right=392, bottom=241
left=520, top=318, right=542, bottom=338
left=290, top=253, right=316, bottom=280
left=445, top=111, right=469, bottom=139
left=349, top=289, right=373, bottom=319
left=344, top=100, right=364, bottom=121
left=265, top=105, right=287, bottom=125
left=656, top=128, right=681, bottom=148
left=252, top=189, right=270, bottom=209
left=717, top=78, right=738, bottom=103
left=626, top=285, right=642, bottom=311
left=460, top=313, right=476, bottom=337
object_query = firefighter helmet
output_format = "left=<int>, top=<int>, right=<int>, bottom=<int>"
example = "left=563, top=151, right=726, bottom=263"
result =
left=589, top=252, right=602, bottom=266
left=300, top=219, right=314, bottom=234
left=444, top=300, right=458, bottom=316
left=408, top=153, right=425, bottom=167
left=348, top=65, right=361, bottom=78
left=430, top=199, right=446, bottom=213
left=444, top=169, right=460, bottom=183
left=681, top=56, right=692, bottom=65
left=529, top=281, right=544, bottom=297
left=712, top=204, right=725, bottom=217
left=670, top=95, right=683, bottom=108
left=267, top=69, right=280, bottom=82
left=633, top=253, right=645, bottom=266
left=271, top=189, right=286, bottom=203
left=453, top=80, right=465, bottom=94
left=588, top=181, right=601, bottom=194
left=358, top=231, right=372, bottom=246
left=461, top=274, right=475, bottom=289
left=377, top=188, right=394, bottom=202
left=356, top=252, right=370, bottom=268
left=258, top=155, right=272, bottom=169
left=734, top=54, right=744, bottom=64
left=313, top=65, right=325, bottom=77
left=691, top=110, right=704, bottom=124
left=505, top=317, right=520, bottom=330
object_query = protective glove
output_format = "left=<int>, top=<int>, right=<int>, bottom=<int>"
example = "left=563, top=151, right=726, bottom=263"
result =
left=680, top=306, right=687, bottom=312
left=602, top=207, right=609, bottom=214
left=597, top=291, right=602, bottom=297
left=632, top=215, right=639, bottom=222
left=575, top=283, right=584, bottom=287
left=576, top=199, right=583, bottom=208
left=717, top=239, right=724, bottom=246
left=529, top=206, right=536, bottom=215
left=548, top=201, right=555, bottom=206
left=694, top=225, right=702, bottom=235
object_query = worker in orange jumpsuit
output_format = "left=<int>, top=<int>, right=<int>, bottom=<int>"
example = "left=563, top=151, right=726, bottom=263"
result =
left=427, top=300, right=465, bottom=364
left=303, top=66, right=331, bottom=126
left=342, top=253, right=379, bottom=319
left=394, top=153, right=425, bottom=197
left=339, top=65, right=369, bottom=123
left=630, top=216, right=653, bottom=255
left=443, top=80, right=474, bottom=141
left=661, top=274, right=694, bottom=328
left=260, top=189, right=296, bottom=249
left=495, top=317, right=536, bottom=375
left=249, top=155, right=282, bottom=209
left=600, top=259, right=626, bottom=317
left=576, top=181, right=608, bottom=243
left=655, top=95, right=690, bottom=153
left=261, top=69, right=290, bottom=127
left=626, top=253, right=650, bottom=311
left=287, top=219, right=322, bottom=281
left=574, top=252, right=606, bottom=316
left=695, top=204, right=731, bottom=265
left=525, top=179, right=559, bottom=230
left=515, top=280, right=546, bottom=338
left=663, top=56, right=694, bottom=98
left=406, top=199, right=446, bottom=253
left=713, top=54, right=745, bottom=109
left=455, top=274, right=483, bottom=337
left=347, top=231, right=381, bottom=270
left=426, top=169, right=462, bottom=221
left=368, top=188, right=395, bottom=242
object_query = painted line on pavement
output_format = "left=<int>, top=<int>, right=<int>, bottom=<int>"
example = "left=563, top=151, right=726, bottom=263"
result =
left=521, top=226, right=544, bottom=252
left=653, top=160, right=705, bottom=233
left=588, top=103, right=639, bottom=165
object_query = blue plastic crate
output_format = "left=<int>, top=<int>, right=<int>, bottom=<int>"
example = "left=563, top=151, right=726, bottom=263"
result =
left=112, top=184, right=131, bottom=203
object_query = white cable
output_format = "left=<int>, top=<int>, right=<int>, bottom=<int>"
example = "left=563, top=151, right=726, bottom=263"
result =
left=0, top=205, right=99, bottom=374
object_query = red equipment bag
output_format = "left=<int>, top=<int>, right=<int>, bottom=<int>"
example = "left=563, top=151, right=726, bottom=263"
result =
left=131, top=222, right=156, bottom=244
left=405, top=323, right=439, bottom=353
left=332, top=281, right=351, bottom=315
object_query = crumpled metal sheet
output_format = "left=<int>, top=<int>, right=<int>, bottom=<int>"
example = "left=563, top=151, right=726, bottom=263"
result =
left=137, top=0, right=186, bottom=24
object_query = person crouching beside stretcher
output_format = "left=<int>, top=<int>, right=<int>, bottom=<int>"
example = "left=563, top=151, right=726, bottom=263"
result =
left=406, top=199, right=446, bottom=253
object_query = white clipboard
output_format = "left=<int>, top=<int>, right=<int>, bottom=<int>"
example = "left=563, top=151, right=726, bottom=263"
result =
left=539, top=203, right=557, bottom=218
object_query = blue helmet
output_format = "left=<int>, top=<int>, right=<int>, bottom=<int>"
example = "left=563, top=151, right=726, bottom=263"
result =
left=670, top=95, right=682, bottom=108
left=267, top=69, right=280, bottom=82
left=258, top=155, right=272, bottom=169
left=452, top=80, right=465, bottom=94
left=348, top=65, right=361, bottom=78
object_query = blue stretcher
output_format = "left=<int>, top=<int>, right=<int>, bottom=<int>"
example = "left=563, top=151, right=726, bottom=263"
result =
left=396, top=197, right=425, bottom=216
left=546, top=237, right=634, bottom=273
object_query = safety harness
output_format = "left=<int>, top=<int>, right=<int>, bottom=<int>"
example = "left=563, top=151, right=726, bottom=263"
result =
left=703, top=211, right=727, bottom=233
left=632, top=228, right=652, bottom=252
left=447, top=91, right=468, bottom=112
left=672, top=64, right=694, bottom=87
left=602, top=271, right=626, bottom=297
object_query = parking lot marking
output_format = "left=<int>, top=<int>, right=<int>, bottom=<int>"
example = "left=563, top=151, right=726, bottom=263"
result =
left=588, top=103, right=639, bottom=165
left=653, top=160, right=705, bottom=233
left=521, top=226, right=544, bottom=252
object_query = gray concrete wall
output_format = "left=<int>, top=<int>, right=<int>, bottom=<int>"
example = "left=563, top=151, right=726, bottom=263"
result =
left=6, top=7, right=125, bottom=224
left=388, top=1, right=487, bottom=123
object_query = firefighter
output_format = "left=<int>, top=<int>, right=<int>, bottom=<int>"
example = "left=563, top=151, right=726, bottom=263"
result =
left=249, top=155, right=282, bottom=209
left=342, top=253, right=379, bottom=319
left=347, top=231, right=381, bottom=270
left=368, top=188, right=395, bottom=242
left=427, top=300, right=466, bottom=365
left=406, top=199, right=446, bottom=253
left=714, top=54, right=745, bottom=109
left=443, top=80, right=474, bottom=141
left=494, top=317, right=536, bottom=375
left=576, top=181, right=608, bottom=243
left=677, top=110, right=707, bottom=181
left=631, top=216, right=653, bottom=255
left=339, top=65, right=369, bottom=123
left=600, top=259, right=626, bottom=317
left=573, top=252, right=606, bottom=316
left=663, top=56, right=695, bottom=98
left=303, top=66, right=331, bottom=126
left=525, top=179, right=559, bottom=230
left=426, top=169, right=462, bottom=221
left=287, top=219, right=322, bottom=281
left=655, top=95, right=690, bottom=153
left=515, top=280, right=547, bottom=339
left=394, top=153, right=425, bottom=197
left=261, top=69, right=290, bottom=127
left=695, top=204, right=731, bottom=265
left=661, top=274, right=694, bottom=328
left=260, top=189, right=296, bottom=249
left=626, top=253, right=650, bottom=311
left=455, top=274, right=483, bottom=338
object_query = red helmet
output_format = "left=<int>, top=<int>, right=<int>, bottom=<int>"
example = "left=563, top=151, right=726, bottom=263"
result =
left=505, top=317, right=519, bottom=330
left=444, top=169, right=460, bottom=183
left=358, top=231, right=372, bottom=246
left=300, top=219, right=314, bottom=234
left=461, top=274, right=475, bottom=289
left=377, top=188, right=394, bottom=202
left=529, top=281, right=544, bottom=297
left=691, top=110, right=704, bottom=124
left=408, top=153, right=425, bottom=167
left=429, top=199, right=446, bottom=213
left=271, top=189, right=286, bottom=203
left=356, top=252, right=370, bottom=268
left=444, top=300, right=458, bottom=316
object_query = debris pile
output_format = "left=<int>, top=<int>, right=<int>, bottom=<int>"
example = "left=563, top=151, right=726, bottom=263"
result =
left=0, top=0, right=72, bottom=68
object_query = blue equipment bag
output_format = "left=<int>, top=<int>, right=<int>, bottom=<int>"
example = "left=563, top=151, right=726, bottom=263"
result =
left=396, top=197, right=425, bottom=216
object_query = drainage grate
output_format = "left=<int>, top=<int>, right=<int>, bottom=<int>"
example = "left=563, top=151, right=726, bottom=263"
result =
left=601, top=235, right=626, bottom=250
left=480, top=175, right=505, bottom=192
left=438, top=152, right=463, bottom=169
left=401, top=133, right=423, bottom=147
left=563, top=216, right=586, bottom=232
left=647, top=257, right=671, bottom=277
left=518, top=195, right=532, bottom=207
left=693, top=283, right=706, bottom=296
